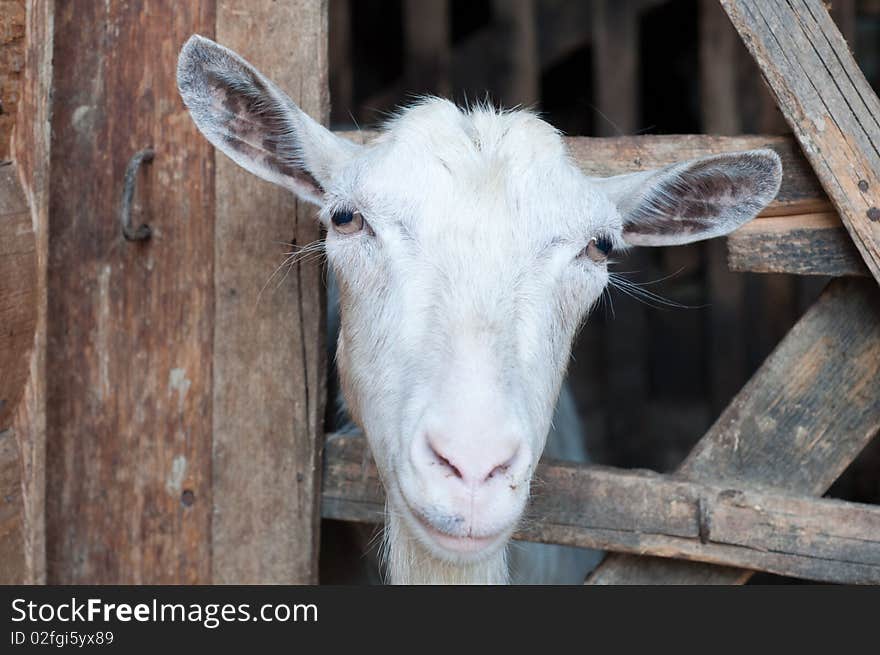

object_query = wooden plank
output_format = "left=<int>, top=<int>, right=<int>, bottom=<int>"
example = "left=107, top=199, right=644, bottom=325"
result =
left=7, top=0, right=52, bottom=585
left=0, top=166, right=36, bottom=430
left=721, top=0, right=880, bottom=284
left=0, top=0, right=25, bottom=158
left=0, top=167, right=34, bottom=585
left=322, top=434, right=880, bottom=584
left=46, top=0, right=214, bottom=584
left=587, top=277, right=880, bottom=584
left=0, top=428, right=25, bottom=583
left=340, top=131, right=831, bottom=218
left=728, top=213, right=868, bottom=277
left=213, top=0, right=328, bottom=584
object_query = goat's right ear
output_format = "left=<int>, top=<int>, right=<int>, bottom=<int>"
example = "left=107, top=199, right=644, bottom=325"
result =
left=177, top=35, right=358, bottom=206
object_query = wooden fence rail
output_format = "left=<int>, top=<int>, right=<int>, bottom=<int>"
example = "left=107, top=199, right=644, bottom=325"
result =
left=323, top=434, right=880, bottom=584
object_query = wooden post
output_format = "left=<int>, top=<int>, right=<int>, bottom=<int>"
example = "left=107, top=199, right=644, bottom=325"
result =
left=1, top=0, right=53, bottom=585
left=46, top=1, right=215, bottom=584
left=213, top=0, right=328, bottom=584
left=587, top=278, right=880, bottom=584
left=721, top=0, right=880, bottom=286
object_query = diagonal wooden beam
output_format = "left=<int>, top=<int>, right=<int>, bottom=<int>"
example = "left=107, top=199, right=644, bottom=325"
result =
left=720, top=0, right=880, bottom=285
left=586, top=278, right=880, bottom=584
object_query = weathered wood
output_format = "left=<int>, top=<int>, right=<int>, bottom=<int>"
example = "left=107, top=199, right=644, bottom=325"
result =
left=340, top=131, right=831, bottom=218
left=721, top=0, right=880, bottom=284
left=7, top=0, right=52, bottom=585
left=588, top=278, right=880, bottom=584
left=322, top=434, right=880, bottom=584
left=213, top=0, right=328, bottom=584
left=46, top=0, right=214, bottom=583
left=0, top=428, right=25, bottom=583
left=728, top=213, right=868, bottom=277
left=0, top=0, right=25, bottom=159
left=0, top=168, right=33, bottom=583
left=0, top=166, right=36, bottom=430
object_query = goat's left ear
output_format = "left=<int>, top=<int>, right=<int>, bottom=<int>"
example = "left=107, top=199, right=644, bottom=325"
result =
left=594, top=149, right=782, bottom=246
left=177, top=34, right=359, bottom=206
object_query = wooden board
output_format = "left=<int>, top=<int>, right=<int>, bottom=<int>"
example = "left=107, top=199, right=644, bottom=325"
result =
left=45, top=0, right=215, bottom=584
left=0, top=0, right=25, bottom=158
left=322, top=434, right=880, bottom=584
left=728, top=213, right=868, bottom=277
left=721, top=0, right=880, bottom=284
left=0, top=428, right=25, bottom=583
left=7, top=0, right=53, bottom=585
left=212, top=0, right=328, bottom=584
left=587, top=278, right=880, bottom=584
left=0, top=166, right=35, bottom=585
left=0, top=166, right=36, bottom=429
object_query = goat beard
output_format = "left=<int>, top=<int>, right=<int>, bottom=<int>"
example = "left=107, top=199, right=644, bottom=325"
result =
left=380, top=508, right=510, bottom=585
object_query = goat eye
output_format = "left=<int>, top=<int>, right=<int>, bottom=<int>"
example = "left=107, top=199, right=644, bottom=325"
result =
left=584, top=236, right=613, bottom=263
left=331, top=209, right=365, bottom=235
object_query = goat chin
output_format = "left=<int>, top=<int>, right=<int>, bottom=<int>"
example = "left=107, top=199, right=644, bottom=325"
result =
left=381, top=511, right=509, bottom=585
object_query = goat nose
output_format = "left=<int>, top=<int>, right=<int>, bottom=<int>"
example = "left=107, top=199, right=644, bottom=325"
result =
left=422, top=431, right=524, bottom=487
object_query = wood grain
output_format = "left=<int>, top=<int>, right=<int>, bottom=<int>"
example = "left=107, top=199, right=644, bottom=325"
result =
left=587, top=278, right=880, bottom=584
left=0, top=428, right=25, bottom=583
left=721, top=0, right=880, bottom=283
left=0, top=166, right=36, bottom=430
left=212, top=0, right=328, bottom=584
left=46, top=0, right=215, bottom=583
left=728, top=213, right=868, bottom=277
left=7, top=0, right=52, bottom=585
left=322, top=434, right=880, bottom=584
left=0, top=0, right=25, bottom=159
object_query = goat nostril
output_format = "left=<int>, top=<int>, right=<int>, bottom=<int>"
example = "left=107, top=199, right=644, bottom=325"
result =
left=485, top=447, right=521, bottom=483
left=429, top=442, right=463, bottom=479
left=485, top=463, right=509, bottom=481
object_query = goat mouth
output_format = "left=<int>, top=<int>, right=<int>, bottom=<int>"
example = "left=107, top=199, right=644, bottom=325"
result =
left=416, top=519, right=506, bottom=555
left=402, top=503, right=509, bottom=556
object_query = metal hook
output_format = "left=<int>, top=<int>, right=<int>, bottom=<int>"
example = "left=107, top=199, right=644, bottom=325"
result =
left=120, top=147, right=154, bottom=241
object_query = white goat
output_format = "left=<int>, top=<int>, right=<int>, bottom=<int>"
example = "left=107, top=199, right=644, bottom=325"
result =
left=177, top=35, right=782, bottom=585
